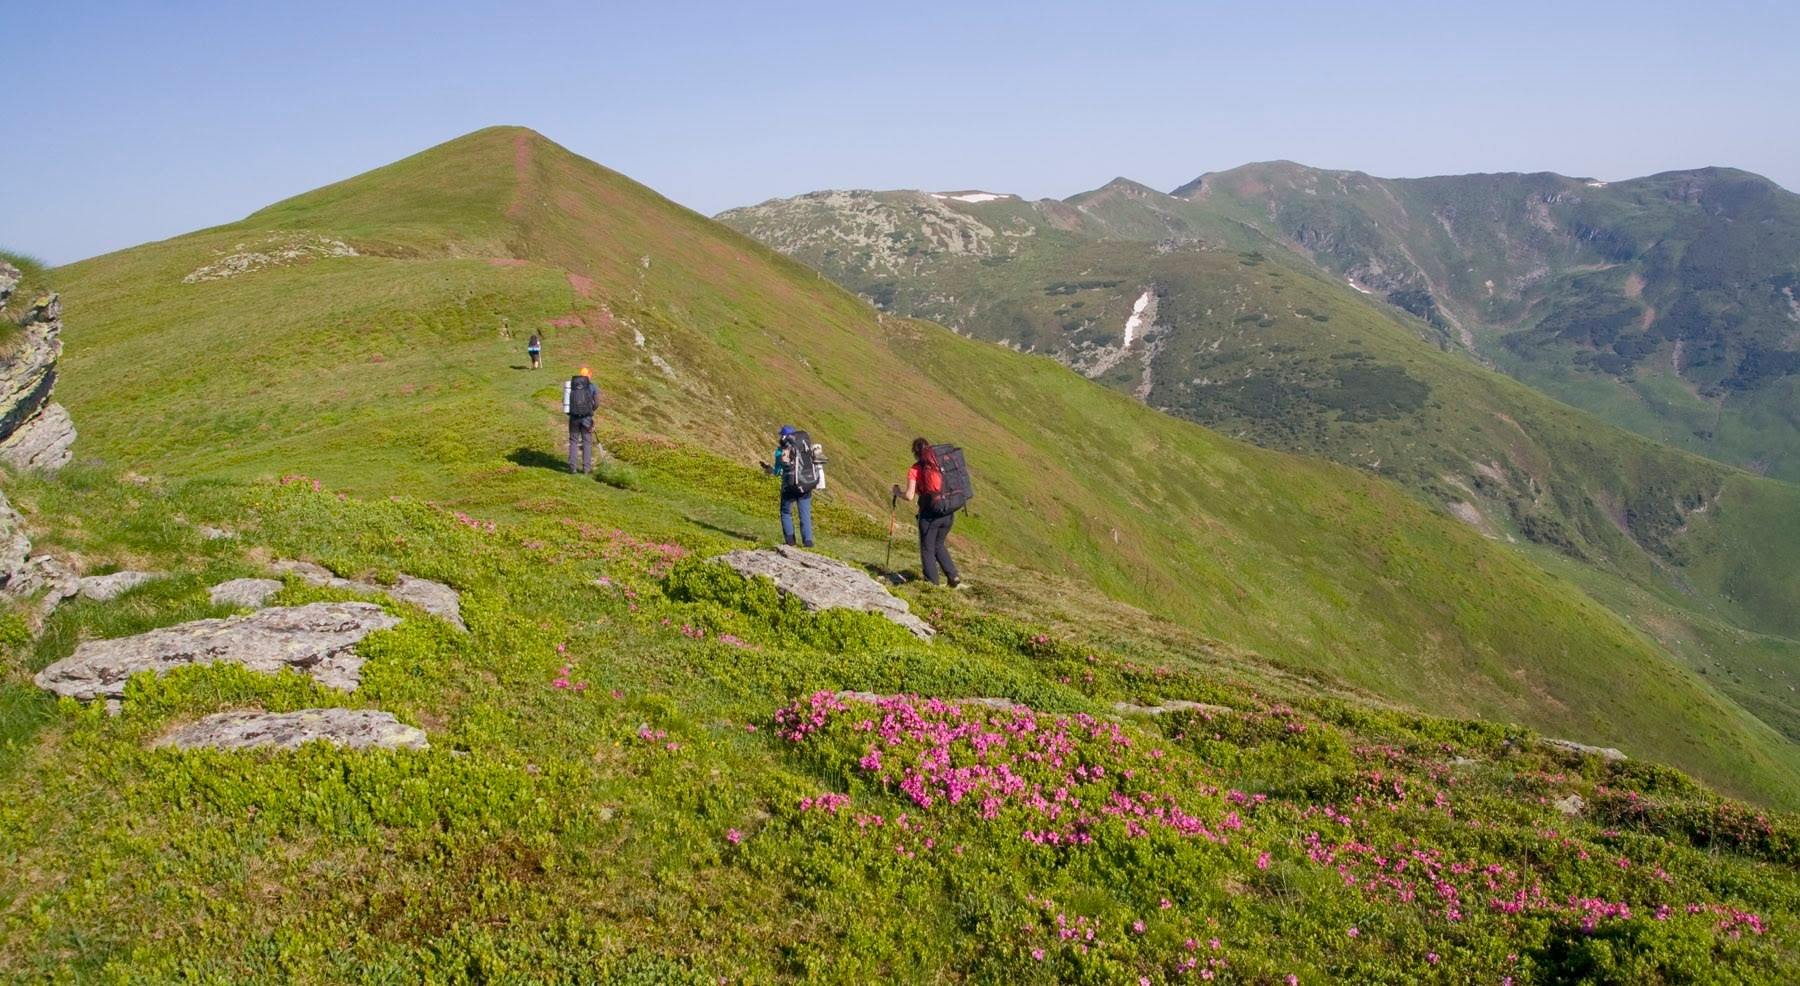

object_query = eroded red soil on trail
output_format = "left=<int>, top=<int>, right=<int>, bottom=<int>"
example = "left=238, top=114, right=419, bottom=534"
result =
left=506, top=132, right=532, bottom=220
left=567, top=273, right=595, bottom=298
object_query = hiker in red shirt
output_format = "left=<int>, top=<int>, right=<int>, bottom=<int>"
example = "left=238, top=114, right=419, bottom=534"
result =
left=892, top=437, right=965, bottom=588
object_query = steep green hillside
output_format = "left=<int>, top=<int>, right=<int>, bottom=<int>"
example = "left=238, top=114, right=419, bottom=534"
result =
left=719, top=181, right=1800, bottom=706
left=44, top=128, right=1800, bottom=805
left=1180, top=163, right=1800, bottom=481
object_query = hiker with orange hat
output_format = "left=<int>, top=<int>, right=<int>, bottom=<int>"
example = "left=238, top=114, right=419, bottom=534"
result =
left=563, top=366, right=601, bottom=475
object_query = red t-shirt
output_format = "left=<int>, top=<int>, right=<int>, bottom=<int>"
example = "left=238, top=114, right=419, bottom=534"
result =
left=910, top=463, right=942, bottom=494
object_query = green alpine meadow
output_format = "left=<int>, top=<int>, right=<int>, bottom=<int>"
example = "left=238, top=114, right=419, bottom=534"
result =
left=2, top=124, right=1797, bottom=983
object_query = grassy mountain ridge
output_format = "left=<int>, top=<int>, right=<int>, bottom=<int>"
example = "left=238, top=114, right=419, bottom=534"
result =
left=2, top=126, right=1797, bottom=978
left=40, top=127, right=1800, bottom=803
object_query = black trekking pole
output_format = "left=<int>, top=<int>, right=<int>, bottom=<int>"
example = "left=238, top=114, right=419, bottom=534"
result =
left=885, top=494, right=898, bottom=574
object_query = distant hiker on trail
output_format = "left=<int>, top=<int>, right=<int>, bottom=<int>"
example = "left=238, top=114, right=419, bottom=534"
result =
left=527, top=333, right=542, bottom=370
left=762, top=425, right=823, bottom=548
left=562, top=366, right=601, bottom=475
left=893, top=437, right=973, bottom=588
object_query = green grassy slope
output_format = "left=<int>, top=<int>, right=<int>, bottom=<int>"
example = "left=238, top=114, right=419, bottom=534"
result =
left=3, top=465, right=1796, bottom=980
left=46, top=127, right=1800, bottom=808
left=718, top=176, right=1800, bottom=747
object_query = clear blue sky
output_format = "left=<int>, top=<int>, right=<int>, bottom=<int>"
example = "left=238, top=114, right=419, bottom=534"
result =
left=7, top=0, right=1798, bottom=265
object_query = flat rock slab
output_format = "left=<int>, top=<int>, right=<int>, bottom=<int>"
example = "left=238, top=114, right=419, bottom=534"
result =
left=209, top=577, right=284, bottom=608
left=711, top=545, right=933, bottom=640
left=32, top=602, right=402, bottom=701
left=153, top=708, right=428, bottom=752
left=274, top=560, right=466, bottom=631
left=78, top=570, right=162, bottom=601
left=388, top=574, right=467, bottom=631
left=1540, top=738, right=1627, bottom=762
left=1113, top=700, right=1234, bottom=717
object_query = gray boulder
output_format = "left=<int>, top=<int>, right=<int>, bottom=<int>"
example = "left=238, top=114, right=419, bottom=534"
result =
left=1540, top=737, right=1628, bottom=762
left=272, top=559, right=342, bottom=586
left=32, top=602, right=402, bottom=701
left=78, top=570, right=162, bottom=601
left=274, top=560, right=465, bottom=631
left=1552, top=793, right=1586, bottom=817
left=710, top=545, right=933, bottom=639
left=209, top=577, right=284, bottom=608
left=388, top=574, right=467, bottom=631
left=1113, top=699, right=1234, bottom=717
left=153, top=708, right=428, bottom=752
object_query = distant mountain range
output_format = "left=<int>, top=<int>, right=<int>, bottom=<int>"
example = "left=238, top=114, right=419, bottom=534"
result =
left=721, top=164, right=1800, bottom=482
left=720, top=166, right=1800, bottom=751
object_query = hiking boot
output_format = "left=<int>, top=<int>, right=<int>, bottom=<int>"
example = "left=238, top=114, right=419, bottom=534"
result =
left=949, top=579, right=968, bottom=591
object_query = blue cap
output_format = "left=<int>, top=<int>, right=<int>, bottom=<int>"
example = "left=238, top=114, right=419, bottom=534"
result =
left=779, top=425, right=795, bottom=436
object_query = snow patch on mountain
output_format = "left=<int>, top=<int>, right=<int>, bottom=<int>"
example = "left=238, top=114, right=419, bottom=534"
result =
left=930, top=192, right=1009, bottom=203
left=1123, top=290, right=1153, bottom=348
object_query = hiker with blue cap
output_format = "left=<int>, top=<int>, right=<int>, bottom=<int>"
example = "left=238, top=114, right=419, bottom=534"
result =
left=761, top=424, right=823, bottom=548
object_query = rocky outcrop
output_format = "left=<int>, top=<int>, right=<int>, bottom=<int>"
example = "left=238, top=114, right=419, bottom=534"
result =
left=1540, top=737, right=1628, bottom=762
left=0, top=489, right=78, bottom=614
left=710, top=545, right=933, bottom=639
left=32, top=602, right=402, bottom=701
left=209, top=577, right=284, bottom=609
left=0, top=402, right=76, bottom=471
left=153, top=708, right=428, bottom=752
left=274, top=560, right=466, bottom=631
left=0, top=489, right=34, bottom=595
left=0, top=260, right=75, bottom=472
left=77, top=570, right=162, bottom=601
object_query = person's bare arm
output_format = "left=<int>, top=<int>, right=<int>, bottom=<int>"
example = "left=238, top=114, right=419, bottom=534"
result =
left=891, top=474, right=917, bottom=502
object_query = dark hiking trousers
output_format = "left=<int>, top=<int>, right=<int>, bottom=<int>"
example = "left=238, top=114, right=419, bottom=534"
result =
left=781, top=489, right=814, bottom=547
left=568, top=417, right=594, bottom=474
left=917, top=511, right=959, bottom=585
